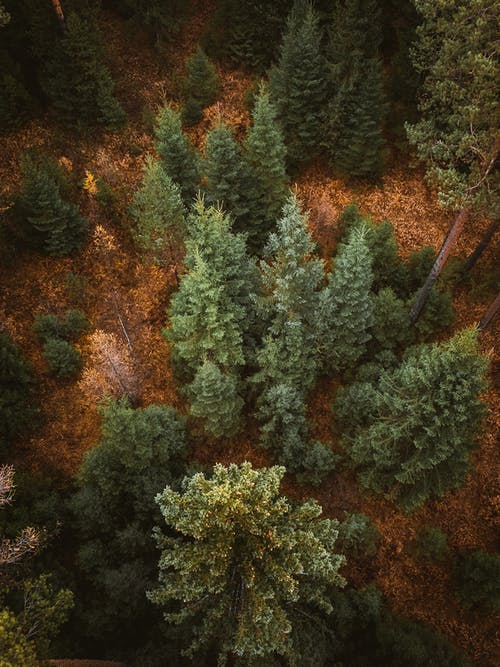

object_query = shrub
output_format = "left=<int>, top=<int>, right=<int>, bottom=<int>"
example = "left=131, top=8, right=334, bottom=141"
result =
left=33, top=310, right=88, bottom=343
left=413, top=525, right=449, bottom=562
left=43, top=339, right=82, bottom=379
left=337, top=513, right=380, bottom=559
left=453, top=550, right=500, bottom=612
left=182, top=96, right=203, bottom=126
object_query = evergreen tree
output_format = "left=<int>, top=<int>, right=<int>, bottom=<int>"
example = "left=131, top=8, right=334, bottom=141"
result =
left=130, top=156, right=186, bottom=266
left=166, top=198, right=258, bottom=379
left=0, top=332, right=38, bottom=454
left=184, top=46, right=219, bottom=108
left=318, top=224, right=374, bottom=372
left=244, top=86, right=289, bottom=249
left=0, top=51, right=32, bottom=133
left=13, top=155, right=88, bottom=256
left=188, top=361, right=243, bottom=438
left=71, top=399, right=188, bottom=650
left=269, top=2, right=328, bottom=163
left=453, top=550, right=500, bottom=612
left=154, top=104, right=201, bottom=206
left=42, top=11, right=125, bottom=129
left=342, top=328, right=488, bottom=511
left=205, top=121, right=257, bottom=237
left=148, top=462, right=345, bottom=664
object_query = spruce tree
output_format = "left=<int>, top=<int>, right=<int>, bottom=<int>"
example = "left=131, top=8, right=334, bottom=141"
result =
left=0, top=332, right=39, bottom=453
left=269, top=2, right=328, bottom=163
left=130, top=156, right=186, bottom=266
left=71, top=399, right=188, bottom=647
left=342, top=328, right=488, bottom=511
left=42, top=11, right=125, bottom=130
left=244, top=86, right=289, bottom=250
left=148, top=462, right=345, bottom=664
left=154, top=104, right=201, bottom=206
left=13, top=155, right=88, bottom=256
left=318, top=224, right=374, bottom=372
left=205, top=121, right=257, bottom=237
left=166, top=198, right=258, bottom=378
left=188, top=361, right=243, bottom=438
left=184, top=46, right=219, bottom=108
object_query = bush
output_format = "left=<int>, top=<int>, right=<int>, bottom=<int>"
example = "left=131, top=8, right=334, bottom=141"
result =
left=453, top=550, right=500, bottom=612
left=183, top=46, right=218, bottom=108
left=43, top=339, right=82, bottom=379
left=337, top=513, right=380, bottom=558
left=182, top=96, right=203, bottom=126
left=413, top=525, right=449, bottom=562
left=371, top=287, right=414, bottom=351
left=33, top=310, right=88, bottom=343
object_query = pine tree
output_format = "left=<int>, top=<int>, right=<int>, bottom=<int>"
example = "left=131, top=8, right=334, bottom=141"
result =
left=343, top=328, right=488, bottom=511
left=154, top=103, right=201, bottom=206
left=188, top=360, right=243, bottom=437
left=166, top=198, right=258, bottom=378
left=130, top=156, right=186, bottom=266
left=71, top=399, right=188, bottom=645
left=269, top=2, right=328, bottom=163
left=42, top=11, right=125, bottom=129
left=148, top=462, right=345, bottom=664
left=184, top=46, right=219, bottom=108
left=13, top=155, right=88, bottom=256
left=205, top=121, right=257, bottom=236
left=318, top=224, right=374, bottom=372
left=244, top=86, right=289, bottom=249
left=0, top=332, right=38, bottom=453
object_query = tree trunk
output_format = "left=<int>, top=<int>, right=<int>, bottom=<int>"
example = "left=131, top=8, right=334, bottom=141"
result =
left=478, top=291, right=500, bottom=332
left=461, top=218, right=500, bottom=275
left=51, top=0, right=65, bottom=26
left=409, top=209, right=470, bottom=323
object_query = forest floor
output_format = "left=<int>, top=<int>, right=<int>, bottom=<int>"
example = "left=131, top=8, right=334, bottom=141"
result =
left=0, top=2, right=499, bottom=665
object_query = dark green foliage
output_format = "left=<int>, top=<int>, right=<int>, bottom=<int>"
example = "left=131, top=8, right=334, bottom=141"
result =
left=154, top=104, right=201, bottom=205
left=337, top=513, right=380, bottom=559
left=269, top=2, right=328, bottom=163
left=0, top=332, right=38, bottom=453
left=148, top=462, right=345, bottom=664
left=43, top=339, right=82, bottom=379
left=371, top=288, right=413, bottom=352
left=342, top=329, right=488, bottom=511
left=33, top=310, right=89, bottom=343
left=181, top=96, right=203, bottom=126
left=188, top=361, right=243, bottom=438
left=71, top=399, right=189, bottom=648
left=184, top=46, right=218, bottom=108
left=453, top=550, right=500, bottom=612
left=319, top=224, right=374, bottom=371
left=41, top=11, right=125, bottom=130
left=244, top=86, right=289, bottom=251
left=205, top=121, right=257, bottom=236
left=411, top=285, right=454, bottom=340
left=13, top=155, right=87, bottom=256
left=64, top=309, right=89, bottom=340
left=0, top=54, right=32, bottom=132
left=412, top=525, right=449, bottom=562
left=107, top=0, right=189, bottom=46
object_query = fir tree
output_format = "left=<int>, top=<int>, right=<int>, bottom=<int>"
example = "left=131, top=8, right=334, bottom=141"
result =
left=244, top=86, right=289, bottom=249
left=343, top=328, right=488, bottom=511
left=154, top=104, right=201, bottom=206
left=188, top=361, right=243, bottom=438
left=42, top=11, right=125, bottom=130
left=205, top=121, right=257, bottom=237
left=130, top=156, right=186, bottom=266
left=148, top=462, right=345, bottom=664
left=184, top=46, right=218, bottom=108
left=13, top=155, right=88, bottom=256
left=269, top=2, right=328, bottom=163
left=318, top=224, right=374, bottom=372
left=0, top=332, right=38, bottom=453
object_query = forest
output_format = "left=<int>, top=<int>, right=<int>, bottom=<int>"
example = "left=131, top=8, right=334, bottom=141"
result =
left=0, top=0, right=498, bottom=665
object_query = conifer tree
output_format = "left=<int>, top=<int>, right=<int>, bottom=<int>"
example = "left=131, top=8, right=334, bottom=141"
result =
left=154, top=104, right=201, bottom=206
left=342, top=328, right=488, bottom=511
left=13, top=155, right=88, bottom=256
left=166, top=198, right=258, bottom=379
left=205, top=121, right=257, bottom=237
left=148, top=462, right=345, bottom=664
left=71, top=399, right=188, bottom=645
left=130, top=156, right=186, bottom=266
left=319, top=225, right=374, bottom=372
left=188, top=361, right=243, bottom=438
left=0, top=332, right=38, bottom=453
left=269, top=2, right=328, bottom=163
left=42, top=11, right=125, bottom=129
left=244, top=86, right=289, bottom=249
left=184, top=46, right=218, bottom=108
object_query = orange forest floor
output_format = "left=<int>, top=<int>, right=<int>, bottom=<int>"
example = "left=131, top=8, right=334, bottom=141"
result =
left=0, top=4, right=499, bottom=666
